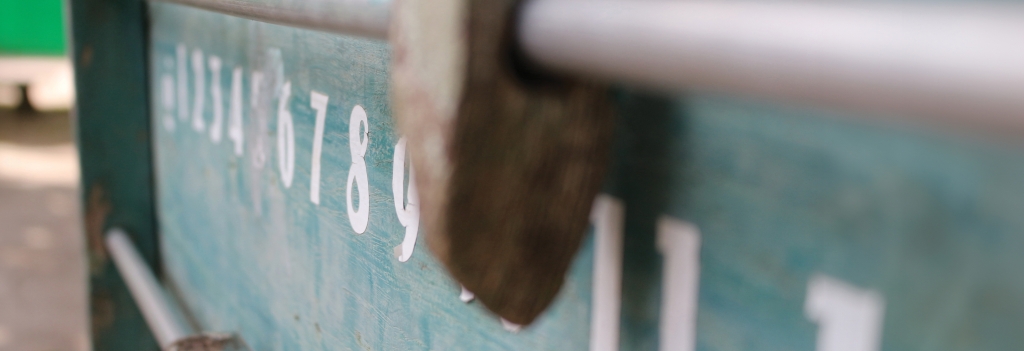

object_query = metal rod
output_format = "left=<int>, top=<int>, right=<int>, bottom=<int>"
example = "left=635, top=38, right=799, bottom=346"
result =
left=518, top=1, right=1024, bottom=127
left=151, top=0, right=1024, bottom=128
left=105, top=228, right=194, bottom=348
left=155, top=0, right=390, bottom=40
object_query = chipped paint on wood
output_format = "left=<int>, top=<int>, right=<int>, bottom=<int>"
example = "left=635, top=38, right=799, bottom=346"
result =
left=72, top=0, right=161, bottom=348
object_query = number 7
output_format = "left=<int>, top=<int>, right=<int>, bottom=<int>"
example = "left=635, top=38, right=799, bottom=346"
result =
left=309, top=91, right=329, bottom=205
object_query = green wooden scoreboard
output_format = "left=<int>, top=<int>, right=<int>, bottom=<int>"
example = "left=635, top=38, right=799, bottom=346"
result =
left=70, top=0, right=1024, bottom=350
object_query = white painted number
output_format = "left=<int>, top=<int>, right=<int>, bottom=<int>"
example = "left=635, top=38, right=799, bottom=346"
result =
left=657, top=217, right=702, bottom=351
left=191, top=49, right=206, bottom=132
left=805, top=274, right=885, bottom=351
left=392, top=137, right=419, bottom=261
left=208, top=56, right=224, bottom=143
left=176, top=44, right=188, bottom=122
left=160, top=72, right=175, bottom=131
left=459, top=286, right=475, bottom=303
left=346, top=105, right=370, bottom=234
left=160, top=45, right=897, bottom=351
left=227, top=67, right=244, bottom=156
left=501, top=319, right=522, bottom=333
left=251, top=71, right=266, bottom=168
left=277, top=81, right=295, bottom=188
left=589, top=195, right=624, bottom=351
left=309, top=91, right=329, bottom=205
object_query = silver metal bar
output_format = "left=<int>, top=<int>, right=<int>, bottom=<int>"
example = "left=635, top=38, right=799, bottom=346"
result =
left=519, top=1, right=1024, bottom=126
left=105, top=228, right=194, bottom=349
left=156, top=0, right=390, bottom=40
left=151, top=0, right=1024, bottom=127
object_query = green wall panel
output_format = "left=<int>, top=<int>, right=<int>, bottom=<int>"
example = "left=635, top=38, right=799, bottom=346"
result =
left=1, top=0, right=67, bottom=55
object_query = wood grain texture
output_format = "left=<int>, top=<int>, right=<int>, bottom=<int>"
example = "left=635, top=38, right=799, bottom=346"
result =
left=391, top=0, right=615, bottom=325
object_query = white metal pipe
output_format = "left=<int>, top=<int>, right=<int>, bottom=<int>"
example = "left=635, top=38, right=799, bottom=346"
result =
left=518, top=1, right=1024, bottom=127
left=151, top=0, right=1024, bottom=129
left=105, top=228, right=194, bottom=348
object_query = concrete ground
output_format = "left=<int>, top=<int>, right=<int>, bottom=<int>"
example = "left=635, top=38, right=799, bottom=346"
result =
left=0, top=108, right=89, bottom=351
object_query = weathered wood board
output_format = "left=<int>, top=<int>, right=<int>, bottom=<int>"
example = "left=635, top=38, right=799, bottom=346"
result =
left=148, top=2, right=1024, bottom=351
left=609, top=93, right=1024, bottom=351
left=72, top=0, right=158, bottom=349
left=149, top=3, right=592, bottom=350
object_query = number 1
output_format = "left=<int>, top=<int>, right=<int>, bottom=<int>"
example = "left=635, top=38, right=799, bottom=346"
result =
left=805, top=274, right=885, bottom=351
left=191, top=49, right=206, bottom=132
left=657, top=217, right=702, bottom=351
left=589, top=195, right=624, bottom=351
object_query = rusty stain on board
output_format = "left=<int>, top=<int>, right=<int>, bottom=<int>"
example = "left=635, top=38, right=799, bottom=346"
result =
left=85, top=184, right=110, bottom=275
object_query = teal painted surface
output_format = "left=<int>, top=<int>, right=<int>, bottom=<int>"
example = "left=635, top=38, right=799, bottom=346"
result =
left=71, top=0, right=159, bottom=349
left=609, top=93, right=1024, bottom=350
left=148, top=3, right=1024, bottom=351
left=149, top=3, right=592, bottom=350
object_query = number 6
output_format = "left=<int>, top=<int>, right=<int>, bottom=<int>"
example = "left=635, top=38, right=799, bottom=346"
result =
left=277, top=81, right=295, bottom=188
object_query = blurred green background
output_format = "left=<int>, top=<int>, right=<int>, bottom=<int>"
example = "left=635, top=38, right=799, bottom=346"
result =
left=0, top=0, right=67, bottom=55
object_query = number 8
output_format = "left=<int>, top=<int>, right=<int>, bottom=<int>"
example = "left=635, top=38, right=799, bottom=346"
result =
left=347, top=105, right=370, bottom=234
